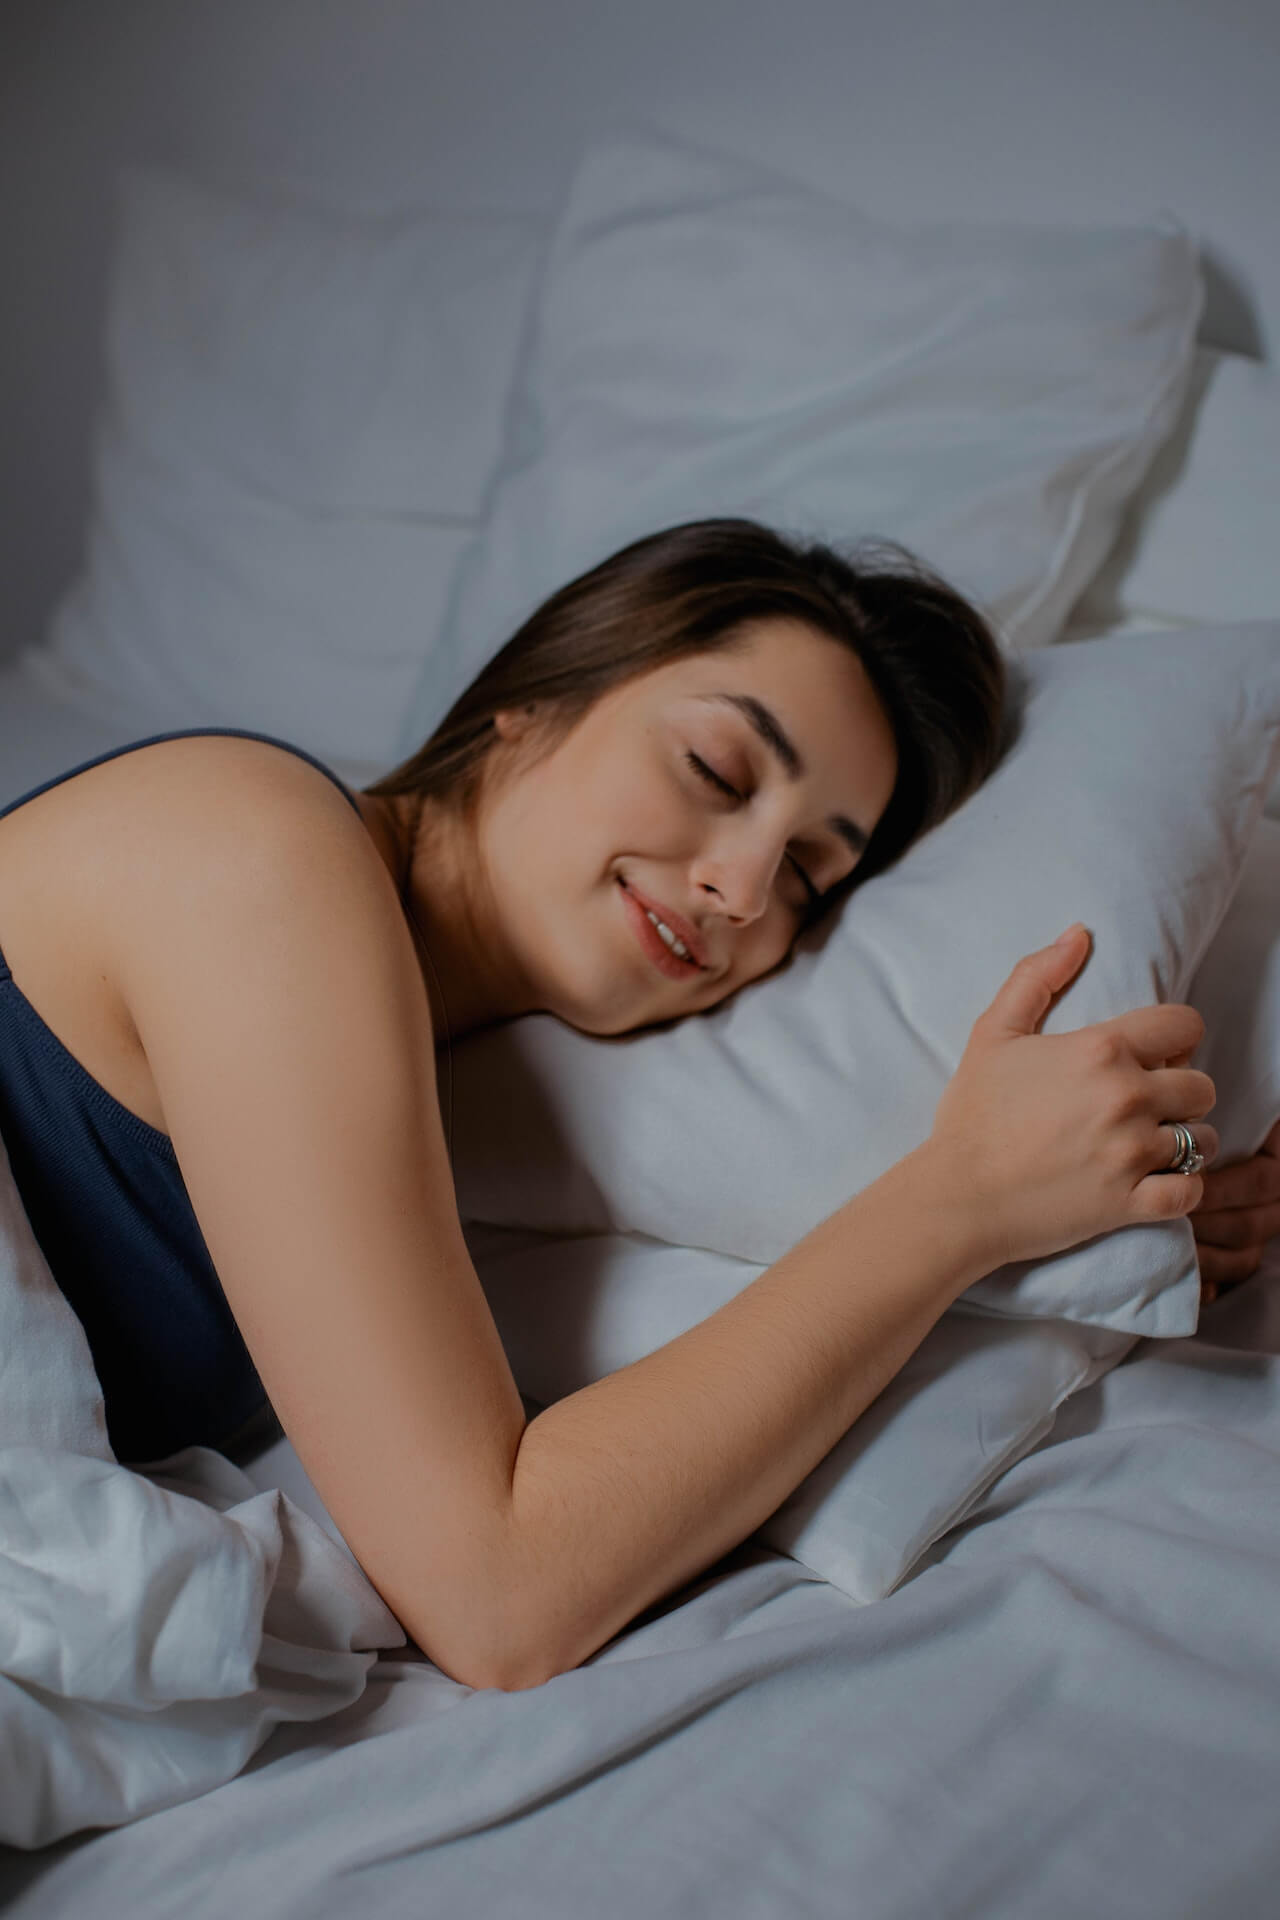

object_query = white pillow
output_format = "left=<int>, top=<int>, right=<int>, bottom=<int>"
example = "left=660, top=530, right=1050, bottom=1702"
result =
left=1189, top=817, right=1280, bottom=1163
left=402, top=127, right=1202, bottom=742
left=1073, top=350, right=1280, bottom=633
left=469, top=1224, right=1132, bottom=1605
left=27, top=167, right=544, bottom=768
left=450, top=624, right=1280, bottom=1339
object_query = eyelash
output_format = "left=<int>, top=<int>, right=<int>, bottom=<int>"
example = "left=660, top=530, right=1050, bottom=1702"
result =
left=684, top=752, right=821, bottom=907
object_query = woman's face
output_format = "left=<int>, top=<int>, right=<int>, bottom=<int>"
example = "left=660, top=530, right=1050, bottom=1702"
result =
left=478, top=618, right=900, bottom=1035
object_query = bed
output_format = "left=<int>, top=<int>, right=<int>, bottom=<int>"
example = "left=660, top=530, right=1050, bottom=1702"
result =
left=3, top=3, right=1280, bottom=1913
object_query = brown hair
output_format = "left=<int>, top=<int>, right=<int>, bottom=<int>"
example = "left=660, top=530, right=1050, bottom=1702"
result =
left=368, top=518, right=1006, bottom=907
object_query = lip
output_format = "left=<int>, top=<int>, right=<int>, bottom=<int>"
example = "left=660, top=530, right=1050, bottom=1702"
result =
left=617, top=877, right=710, bottom=977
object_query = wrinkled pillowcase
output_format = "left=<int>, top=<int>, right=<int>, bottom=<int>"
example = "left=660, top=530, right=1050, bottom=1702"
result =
left=28, top=166, right=543, bottom=770
left=404, top=124, right=1202, bottom=739
left=451, top=624, right=1280, bottom=1338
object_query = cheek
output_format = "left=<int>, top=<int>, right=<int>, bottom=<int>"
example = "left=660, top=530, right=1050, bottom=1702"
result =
left=596, top=730, right=703, bottom=841
left=697, top=920, right=796, bottom=1009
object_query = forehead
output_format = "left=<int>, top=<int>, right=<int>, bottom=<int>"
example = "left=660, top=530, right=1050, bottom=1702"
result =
left=661, top=617, right=874, bottom=702
left=625, top=619, right=892, bottom=761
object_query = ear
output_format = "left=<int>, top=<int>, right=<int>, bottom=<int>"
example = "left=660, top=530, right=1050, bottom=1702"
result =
left=492, top=703, right=539, bottom=743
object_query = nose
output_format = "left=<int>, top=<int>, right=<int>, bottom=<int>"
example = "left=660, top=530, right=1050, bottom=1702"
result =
left=690, top=825, right=781, bottom=926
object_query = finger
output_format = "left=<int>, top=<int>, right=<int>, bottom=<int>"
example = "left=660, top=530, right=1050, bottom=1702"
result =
left=1148, top=1068, right=1218, bottom=1124
left=1154, top=1119, right=1218, bottom=1175
left=1192, top=1199, right=1280, bottom=1251
left=1264, top=1118, right=1280, bottom=1157
left=1100, top=1003, right=1206, bottom=1070
left=1196, top=1243, right=1266, bottom=1287
left=983, top=925, right=1091, bottom=1039
left=1198, top=1152, right=1280, bottom=1212
left=1129, top=1166, right=1206, bottom=1226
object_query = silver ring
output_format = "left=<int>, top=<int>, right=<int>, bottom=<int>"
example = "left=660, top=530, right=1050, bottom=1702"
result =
left=1164, top=1123, right=1204, bottom=1177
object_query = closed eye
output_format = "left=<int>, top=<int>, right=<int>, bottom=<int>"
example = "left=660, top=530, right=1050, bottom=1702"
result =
left=685, top=750, right=740, bottom=802
left=685, top=752, right=821, bottom=909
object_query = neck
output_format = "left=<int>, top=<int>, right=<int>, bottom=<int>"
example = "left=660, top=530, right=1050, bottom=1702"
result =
left=363, top=787, right=533, bottom=1043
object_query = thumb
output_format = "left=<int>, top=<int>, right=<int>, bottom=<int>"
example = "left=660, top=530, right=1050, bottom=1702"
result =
left=984, top=924, right=1091, bottom=1040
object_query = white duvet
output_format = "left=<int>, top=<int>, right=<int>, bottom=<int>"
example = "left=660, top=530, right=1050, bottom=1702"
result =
left=0, top=1135, right=403, bottom=1851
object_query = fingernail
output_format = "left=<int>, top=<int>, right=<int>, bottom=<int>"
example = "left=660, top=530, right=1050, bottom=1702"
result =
left=1054, top=925, right=1080, bottom=948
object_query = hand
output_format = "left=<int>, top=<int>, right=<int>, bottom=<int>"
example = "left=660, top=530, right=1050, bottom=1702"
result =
left=1190, top=1117, right=1280, bottom=1306
left=929, top=924, right=1219, bottom=1272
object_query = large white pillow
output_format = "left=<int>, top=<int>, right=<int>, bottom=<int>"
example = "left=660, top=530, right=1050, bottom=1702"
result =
left=26, top=167, right=544, bottom=769
left=450, top=624, right=1280, bottom=1339
left=402, top=127, right=1202, bottom=742
left=469, top=1224, right=1132, bottom=1605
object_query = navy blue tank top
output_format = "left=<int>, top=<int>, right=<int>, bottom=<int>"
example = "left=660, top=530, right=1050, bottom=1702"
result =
left=0, top=727, right=366, bottom=1466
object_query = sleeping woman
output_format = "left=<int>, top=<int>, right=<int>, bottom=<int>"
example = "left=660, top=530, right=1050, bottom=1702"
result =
left=0, top=518, right=1275, bottom=1690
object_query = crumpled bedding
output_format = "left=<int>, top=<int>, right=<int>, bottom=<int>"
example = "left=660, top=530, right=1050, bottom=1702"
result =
left=5, top=1259, right=1280, bottom=1916
left=0, top=1136, right=404, bottom=1851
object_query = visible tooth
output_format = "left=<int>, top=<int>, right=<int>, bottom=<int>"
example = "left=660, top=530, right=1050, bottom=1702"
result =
left=644, top=905, right=692, bottom=960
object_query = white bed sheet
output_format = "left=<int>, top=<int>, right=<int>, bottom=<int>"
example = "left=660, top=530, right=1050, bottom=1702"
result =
left=4, top=1251, right=1278, bottom=1918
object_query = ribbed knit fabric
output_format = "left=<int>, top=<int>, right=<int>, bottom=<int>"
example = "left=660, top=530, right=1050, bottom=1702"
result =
left=0, top=728, right=364, bottom=1464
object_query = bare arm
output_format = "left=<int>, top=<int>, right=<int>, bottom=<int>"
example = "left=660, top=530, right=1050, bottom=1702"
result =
left=506, top=1142, right=985, bottom=1679
left=102, top=748, right=1212, bottom=1691
left=503, top=928, right=1215, bottom=1683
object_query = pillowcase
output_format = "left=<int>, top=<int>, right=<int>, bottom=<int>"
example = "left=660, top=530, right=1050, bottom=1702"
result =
left=1188, top=817, right=1280, bottom=1163
left=402, top=126, right=1203, bottom=742
left=1071, top=350, right=1280, bottom=634
left=26, top=167, right=544, bottom=769
left=450, top=624, right=1280, bottom=1339
left=468, top=1223, right=1133, bottom=1605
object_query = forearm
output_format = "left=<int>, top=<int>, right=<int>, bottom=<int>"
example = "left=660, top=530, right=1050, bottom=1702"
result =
left=496, top=1138, right=992, bottom=1688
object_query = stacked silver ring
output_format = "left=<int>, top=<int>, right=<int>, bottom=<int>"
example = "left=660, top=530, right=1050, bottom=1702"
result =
left=1163, top=1122, right=1205, bottom=1177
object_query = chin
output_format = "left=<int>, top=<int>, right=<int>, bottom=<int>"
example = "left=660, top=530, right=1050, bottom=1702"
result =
left=545, top=969, right=673, bottom=1037
left=561, top=1005, right=680, bottom=1039
left=552, top=991, right=655, bottom=1039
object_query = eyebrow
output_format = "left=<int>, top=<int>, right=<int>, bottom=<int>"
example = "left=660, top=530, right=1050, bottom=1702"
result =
left=706, top=693, right=871, bottom=856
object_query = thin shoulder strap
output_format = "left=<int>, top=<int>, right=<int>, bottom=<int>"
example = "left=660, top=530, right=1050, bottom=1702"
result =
left=0, top=727, right=365, bottom=823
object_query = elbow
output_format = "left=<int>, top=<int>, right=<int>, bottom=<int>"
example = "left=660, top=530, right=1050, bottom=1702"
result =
left=390, top=1534, right=589, bottom=1693
left=409, top=1607, right=576, bottom=1693
left=440, top=1643, right=569, bottom=1694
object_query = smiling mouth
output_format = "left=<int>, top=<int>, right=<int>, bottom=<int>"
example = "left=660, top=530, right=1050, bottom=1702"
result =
left=617, top=877, right=707, bottom=978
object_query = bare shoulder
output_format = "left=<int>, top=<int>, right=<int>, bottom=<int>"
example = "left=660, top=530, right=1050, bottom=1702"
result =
left=30, top=736, right=400, bottom=991
left=84, top=731, right=383, bottom=877
left=0, top=736, right=401, bottom=1133
left=0, top=732, right=388, bottom=916
left=88, top=734, right=424, bottom=1107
